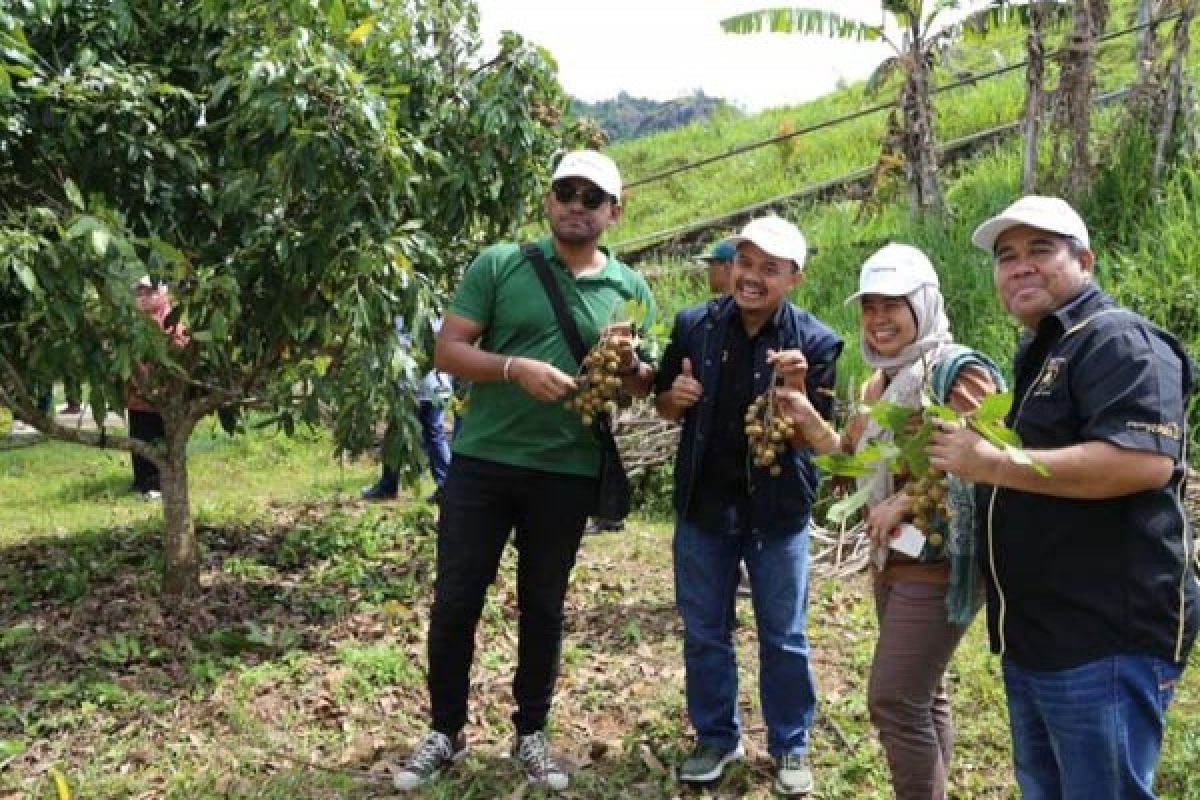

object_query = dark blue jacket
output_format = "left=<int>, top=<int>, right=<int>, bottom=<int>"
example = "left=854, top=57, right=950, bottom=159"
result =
left=657, top=295, right=843, bottom=537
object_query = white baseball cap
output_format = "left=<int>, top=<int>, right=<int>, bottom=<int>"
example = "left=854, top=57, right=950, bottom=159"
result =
left=728, top=216, right=808, bottom=270
left=845, top=243, right=939, bottom=304
left=971, top=195, right=1090, bottom=252
left=551, top=150, right=622, bottom=200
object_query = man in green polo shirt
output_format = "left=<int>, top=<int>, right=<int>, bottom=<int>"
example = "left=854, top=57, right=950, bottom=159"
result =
left=394, top=150, right=656, bottom=793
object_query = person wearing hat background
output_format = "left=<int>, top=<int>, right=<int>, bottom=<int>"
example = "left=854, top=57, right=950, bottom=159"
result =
left=393, top=150, right=657, bottom=793
left=778, top=243, right=1004, bottom=799
left=655, top=215, right=842, bottom=795
left=126, top=276, right=187, bottom=499
left=928, top=196, right=1198, bottom=798
left=698, top=238, right=736, bottom=295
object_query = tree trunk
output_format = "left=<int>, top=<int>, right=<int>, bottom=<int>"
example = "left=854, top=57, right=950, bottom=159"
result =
left=159, top=417, right=199, bottom=600
left=1153, top=1, right=1196, bottom=182
left=1135, top=0, right=1159, bottom=84
left=1023, top=4, right=1048, bottom=193
left=1060, top=0, right=1103, bottom=200
left=903, top=42, right=943, bottom=215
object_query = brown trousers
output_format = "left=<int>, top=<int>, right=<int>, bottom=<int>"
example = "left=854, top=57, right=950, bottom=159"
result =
left=869, top=579, right=969, bottom=800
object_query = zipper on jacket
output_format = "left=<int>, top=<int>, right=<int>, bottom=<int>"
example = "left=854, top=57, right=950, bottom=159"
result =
left=687, top=318, right=712, bottom=511
left=986, top=339, right=1060, bottom=657
left=1173, top=421, right=1193, bottom=662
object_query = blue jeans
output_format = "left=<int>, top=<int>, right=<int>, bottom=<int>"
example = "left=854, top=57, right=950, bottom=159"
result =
left=673, top=518, right=817, bottom=757
left=1003, top=654, right=1185, bottom=800
left=379, top=400, right=451, bottom=491
left=419, top=401, right=452, bottom=487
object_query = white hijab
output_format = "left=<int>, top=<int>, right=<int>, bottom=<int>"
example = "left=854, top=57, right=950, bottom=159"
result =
left=856, top=284, right=960, bottom=507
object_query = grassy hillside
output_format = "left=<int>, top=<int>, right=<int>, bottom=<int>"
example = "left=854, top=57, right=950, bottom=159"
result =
left=608, top=2, right=1200, bottom=417
left=608, top=0, right=1171, bottom=244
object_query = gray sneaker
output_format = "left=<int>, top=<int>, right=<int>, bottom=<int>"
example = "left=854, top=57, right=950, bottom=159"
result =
left=680, top=741, right=745, bottom=783
left=513, top=730, right=569, bottom=790
left=393, top=731, right=466, bottom=791
left=774, top=752, right=813, bottom=795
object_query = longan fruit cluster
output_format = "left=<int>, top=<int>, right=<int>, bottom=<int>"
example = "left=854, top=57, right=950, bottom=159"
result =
left=908, top=469, right=950, bottom=546
left=565, top=333, right=625, bottom=426
left=744, top=392, right=795, bottom=477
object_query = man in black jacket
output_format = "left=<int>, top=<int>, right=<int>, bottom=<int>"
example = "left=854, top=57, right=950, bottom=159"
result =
left=929, top=195, right=1198, bottom=800
left=656, top=215, right=842, bottom=796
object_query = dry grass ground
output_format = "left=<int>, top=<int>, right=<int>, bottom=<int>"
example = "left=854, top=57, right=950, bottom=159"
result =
left=1, top=431, right=1197, bottom=799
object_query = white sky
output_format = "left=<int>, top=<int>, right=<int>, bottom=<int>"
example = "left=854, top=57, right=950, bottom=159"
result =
left=475, top=1, right=897, bottom=112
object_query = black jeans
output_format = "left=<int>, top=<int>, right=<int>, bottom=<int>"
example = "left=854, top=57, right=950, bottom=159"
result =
left=128, top=409, right=164, bottom=492
left=427, top=455, right=595, bottom=736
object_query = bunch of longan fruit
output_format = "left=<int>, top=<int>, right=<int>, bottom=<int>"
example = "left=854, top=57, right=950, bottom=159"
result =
left=744, top=391, right=795, bottom=477
left=907, top=469, right=950, bottom=546
left=565, top=333, right=625, bottom=426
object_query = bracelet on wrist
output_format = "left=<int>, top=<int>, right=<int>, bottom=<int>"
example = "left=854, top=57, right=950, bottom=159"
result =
left=503, top=356, right=515, bottom=382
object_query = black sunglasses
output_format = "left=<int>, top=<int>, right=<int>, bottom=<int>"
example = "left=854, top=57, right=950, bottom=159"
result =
left=551, top=181, right=612, bottom=210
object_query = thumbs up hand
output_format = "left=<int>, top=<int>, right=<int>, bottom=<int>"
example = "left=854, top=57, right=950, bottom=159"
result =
left=670, top=357, right=704, bottom=410
left=767, top=348, right=809, bottom=391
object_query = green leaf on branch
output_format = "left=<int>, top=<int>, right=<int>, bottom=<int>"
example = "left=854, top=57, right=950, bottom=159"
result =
left=975, top=391, right=1013, bottom=425
left=14, top=263, right=37, bottom=292
left=826, top=485, right=872, bottom=526
left=1004, top=443, right=1050, bottom=477
left=347, top=17, right=374, bottom=44
left=972, top=418, right=1020, bottom=449
left=814, top=452, right=877, bottom=477
left=64, top=179, right=85, bottom=211
left=897, top=421, right=934, bottom=476
left=870, top=399, right=917, bottom=433
left=922, top=400, right=957, bottom=421
left=89, top=228, right=110, bottom=256
left=211, top=311, right=227, bottom=341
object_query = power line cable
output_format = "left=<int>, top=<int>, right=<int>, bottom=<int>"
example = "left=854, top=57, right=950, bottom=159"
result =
left=622, top=11, right=1184, bottom=190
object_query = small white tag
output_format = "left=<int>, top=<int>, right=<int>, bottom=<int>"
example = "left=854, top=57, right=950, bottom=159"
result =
left=889, top=523, right=927, bottom=558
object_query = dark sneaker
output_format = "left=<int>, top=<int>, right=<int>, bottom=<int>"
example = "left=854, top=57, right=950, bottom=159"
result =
left=584, top=518, right=625, bottom=535
left=393, top=731, right=466, bottom=791
left=774, top=752, right=814, bottom=795
left=361, top=482, right=398, bottom=502
left=680, top=741, right=745, bottom=783
left=513, top=731, right=569, bottom=791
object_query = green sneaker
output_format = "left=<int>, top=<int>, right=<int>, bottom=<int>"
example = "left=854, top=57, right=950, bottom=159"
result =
left=679, top=741, right=745, bottom=783
left=774, top=752, right=814, bottom=795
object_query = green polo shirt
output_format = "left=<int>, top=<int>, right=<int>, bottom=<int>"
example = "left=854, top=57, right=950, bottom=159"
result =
left=448, top=237, right=656, bottom=477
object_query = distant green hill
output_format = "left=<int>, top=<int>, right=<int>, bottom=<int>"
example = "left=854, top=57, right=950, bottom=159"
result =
left=571, top=90, right=738, bottom=142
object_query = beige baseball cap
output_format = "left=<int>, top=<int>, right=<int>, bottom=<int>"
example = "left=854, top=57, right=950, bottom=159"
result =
left=728, top=216, right=808, bottom=270
left=971, top=195, right=1090, bottom=252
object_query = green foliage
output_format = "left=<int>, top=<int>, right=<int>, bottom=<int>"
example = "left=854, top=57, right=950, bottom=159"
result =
left=629, top=461, right=674, bottom=519
left=275, top=510, right=394, bottom=567
left=334, top=640, right=420, bottom=699
left=816, top=390, right=1041, bottom=524
left=1101, top=154, right=1200, bottom=453
left=0, top=0, right=591, bottom=592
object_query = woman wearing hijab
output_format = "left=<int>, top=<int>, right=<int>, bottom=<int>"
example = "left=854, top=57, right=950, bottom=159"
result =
left=780, top=243, right=1004, bottom=800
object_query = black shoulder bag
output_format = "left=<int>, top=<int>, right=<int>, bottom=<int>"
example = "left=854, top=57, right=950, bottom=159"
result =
left=521, top=242, right=631, bottom=522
